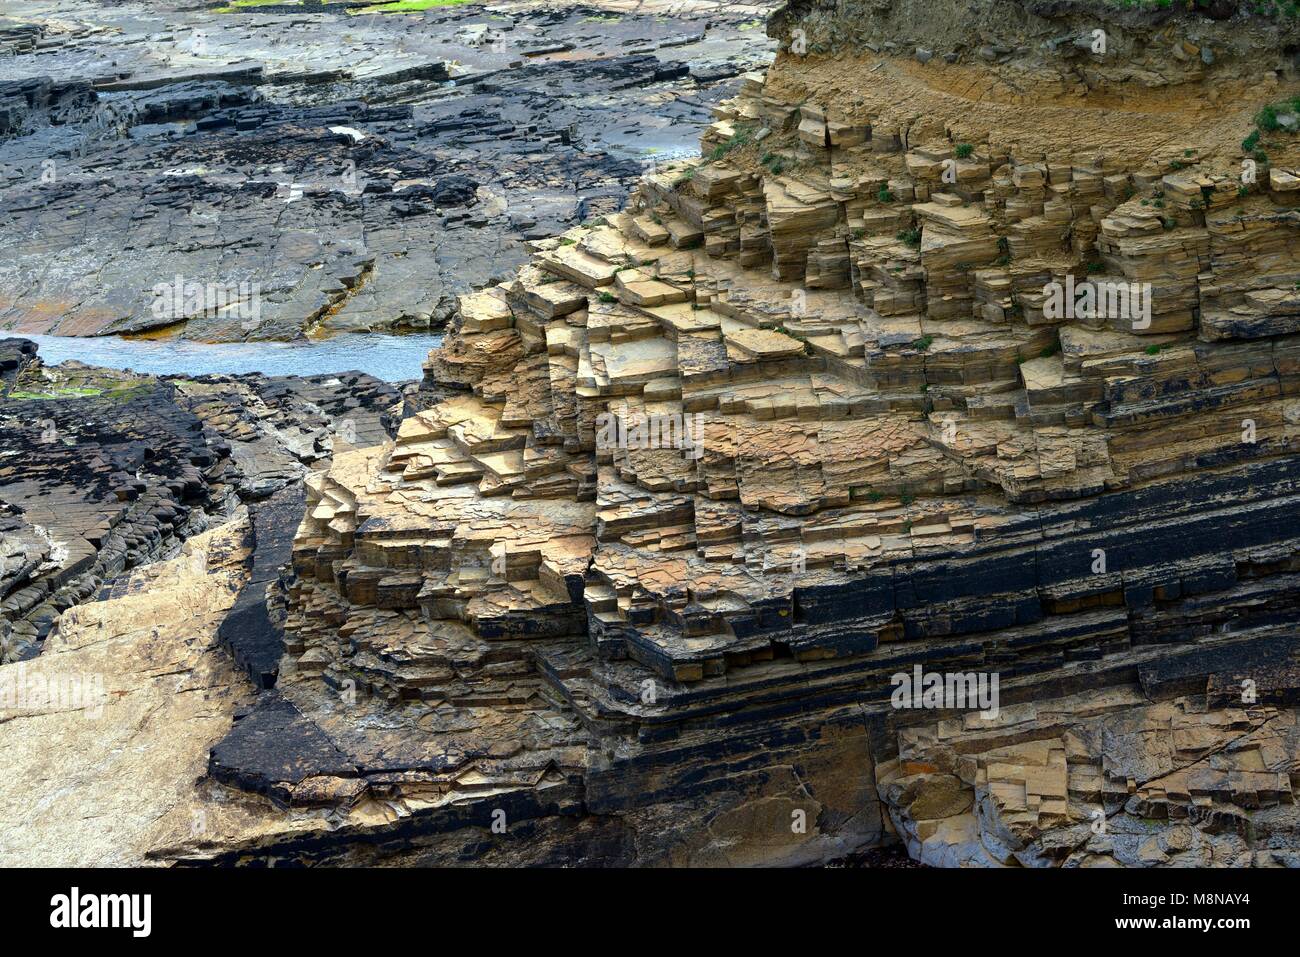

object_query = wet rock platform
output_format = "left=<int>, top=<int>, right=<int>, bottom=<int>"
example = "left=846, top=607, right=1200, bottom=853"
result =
left=0, top=0, right=777, bottom=341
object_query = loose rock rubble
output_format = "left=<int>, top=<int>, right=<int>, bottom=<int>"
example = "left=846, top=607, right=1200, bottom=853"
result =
left=3, top=0, right=1300, bottom=867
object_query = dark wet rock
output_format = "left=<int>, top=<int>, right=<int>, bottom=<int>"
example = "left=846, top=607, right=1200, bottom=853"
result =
left=0, top=0, right=777, bottom=342
left=0, top=336, right=36, bottom=394
left=0, top=76, right=96, bottom=138
left=427, top=174, right=479, bottom=208
left=208, top=690, right=358, bottom=807
left=0, top=336, right=402, bottom=661
left=0, top=362, right=227, bottom=661
left=216, top=485, right=305, bottom=690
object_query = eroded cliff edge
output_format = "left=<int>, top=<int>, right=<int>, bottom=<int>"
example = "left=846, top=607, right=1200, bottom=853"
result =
left=7, top=0, right=1300, bottom=867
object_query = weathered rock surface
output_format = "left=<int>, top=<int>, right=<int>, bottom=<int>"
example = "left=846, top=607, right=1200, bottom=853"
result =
left=0, top=515, right=257, bottom=867
left=0, top=337, right=401, bottom=662
left=0, top=0, right=777, bottom=341
left=5, top=0, right=1300, bottom=868
left=879, top=643, right=1300, bottom=867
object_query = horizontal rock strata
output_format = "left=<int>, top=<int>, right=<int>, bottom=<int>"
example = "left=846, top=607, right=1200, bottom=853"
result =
left=4, top=0, right=1300, bottom=867
left=0, top=338, right=401, bottom=663
left=0, top=0, right=777, bottom=340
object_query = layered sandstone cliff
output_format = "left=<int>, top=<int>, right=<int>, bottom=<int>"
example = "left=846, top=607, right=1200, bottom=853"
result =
left=10, top=0, right=1300, bottom=867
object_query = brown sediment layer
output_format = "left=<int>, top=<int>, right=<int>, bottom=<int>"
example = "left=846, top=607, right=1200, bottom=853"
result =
left=5, top=0, right=1300, bottom=867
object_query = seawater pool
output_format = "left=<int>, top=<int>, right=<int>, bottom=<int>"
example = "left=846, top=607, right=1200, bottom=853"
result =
left=14, top=332, right=443, bottom=383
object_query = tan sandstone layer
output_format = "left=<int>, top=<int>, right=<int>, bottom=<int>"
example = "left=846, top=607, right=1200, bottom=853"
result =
left=4, top=0, right=1300, bottom=866
left=0, top=515, right=256, bottom=866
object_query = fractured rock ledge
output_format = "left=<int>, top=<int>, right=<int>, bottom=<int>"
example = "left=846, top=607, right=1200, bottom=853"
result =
left=0, top=0, right=778, bottom=341
left=132, top=0, right=1300, bottom=868
left=0, top=338, right=401, bottom=663
left=4, top=0, right=1300, bottom=867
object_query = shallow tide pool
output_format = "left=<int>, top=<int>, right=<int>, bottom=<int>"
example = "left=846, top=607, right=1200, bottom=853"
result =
left=16, top=332, right=443, bottom=383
